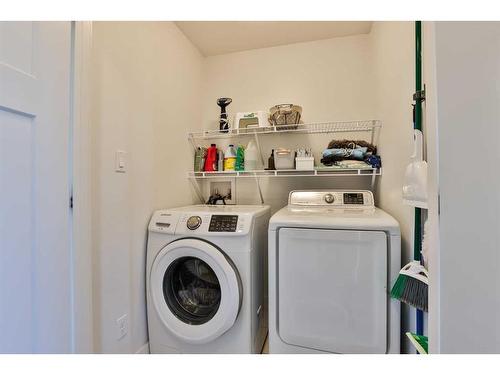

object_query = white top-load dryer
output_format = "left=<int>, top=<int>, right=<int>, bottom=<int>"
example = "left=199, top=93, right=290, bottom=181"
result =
left=147, top=205, right=270, bottom=353
left=268, top=190, right=401, bottom=354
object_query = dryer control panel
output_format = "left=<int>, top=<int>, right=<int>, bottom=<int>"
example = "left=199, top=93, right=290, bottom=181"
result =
left=289, top=190, right=374, bottom=207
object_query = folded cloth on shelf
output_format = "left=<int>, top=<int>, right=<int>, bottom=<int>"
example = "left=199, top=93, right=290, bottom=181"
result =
left=321, top=139, right=379, bottom=167
left=322, top=147, right=367, bottom=161
left=364, top=154, right=382, bottom=169
left=320, top=154, right=342, bottom=166
left=327, top=139, right=377, bottom=154
left=335, top=160, right=373, bottom=169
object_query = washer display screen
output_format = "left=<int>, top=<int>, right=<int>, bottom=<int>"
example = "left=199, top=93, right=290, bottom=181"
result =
left=209, top=215, right=238, bottom=232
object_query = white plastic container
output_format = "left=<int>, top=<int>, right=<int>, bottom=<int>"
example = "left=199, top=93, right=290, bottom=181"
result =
left=234, top=111, right=269, bottom=129
left=295, top=156, right=315, bottom=171
left=274, top=148, right=295, bottom=170
left=244, top=140, right=259, bottom=171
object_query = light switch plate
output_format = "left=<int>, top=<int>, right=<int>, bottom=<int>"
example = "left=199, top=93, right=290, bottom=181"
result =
left=115, top=150, right=127, bottom=173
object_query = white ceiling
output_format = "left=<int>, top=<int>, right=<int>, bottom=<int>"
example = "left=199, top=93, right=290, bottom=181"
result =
left=175, top=21, right=373, bottom=56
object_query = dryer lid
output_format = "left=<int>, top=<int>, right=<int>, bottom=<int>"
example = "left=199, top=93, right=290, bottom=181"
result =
left=269, top=206, right=400, bottom=235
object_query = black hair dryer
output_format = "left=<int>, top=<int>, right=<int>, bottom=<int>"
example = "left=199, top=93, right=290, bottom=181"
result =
left=217, top=97, right=232, bottom=133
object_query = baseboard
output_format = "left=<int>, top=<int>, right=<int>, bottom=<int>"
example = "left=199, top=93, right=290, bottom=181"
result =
left=135, top=342, right=150, bottom=354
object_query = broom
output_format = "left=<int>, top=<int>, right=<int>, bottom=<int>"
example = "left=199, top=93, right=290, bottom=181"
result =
left=390, top=261, right=428, bottom=312
left=406, top=332, right=428, bottom=354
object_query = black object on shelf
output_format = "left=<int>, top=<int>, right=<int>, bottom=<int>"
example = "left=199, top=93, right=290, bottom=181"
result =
left=217, top=97, right=232, bottom=133
left=266, top=149, right=276, bottom=170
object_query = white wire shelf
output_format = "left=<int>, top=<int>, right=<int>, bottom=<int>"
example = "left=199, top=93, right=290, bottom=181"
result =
left=188, top=167, right=381, bottom=179
left=188, top=120, right=381, bottom=140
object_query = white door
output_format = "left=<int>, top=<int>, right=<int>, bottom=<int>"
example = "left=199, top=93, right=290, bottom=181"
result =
left=0, top=22, right=73, bottom=353
left=150, top=239, right=242, bottom=344
left=278, top=228, right=388, bottom=353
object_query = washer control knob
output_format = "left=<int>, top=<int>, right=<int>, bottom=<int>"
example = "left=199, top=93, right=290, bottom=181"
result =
left=324, top=193, right=335, bottom=204
left=186, top=216, right=202, bottom=230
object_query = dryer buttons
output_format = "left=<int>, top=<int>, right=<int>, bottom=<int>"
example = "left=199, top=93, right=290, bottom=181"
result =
left=186, top=216, right=202, bottom=230
left=324, top=193, right=335, bottom=204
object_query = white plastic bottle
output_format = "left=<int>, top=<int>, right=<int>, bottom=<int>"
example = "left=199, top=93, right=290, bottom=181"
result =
left=244, top=140, right=258, bottom=171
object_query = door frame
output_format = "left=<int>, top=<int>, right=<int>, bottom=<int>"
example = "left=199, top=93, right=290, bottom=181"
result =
left=422, top=21, right=440, bottom=354
left=71, top=21, right=94, bottom=353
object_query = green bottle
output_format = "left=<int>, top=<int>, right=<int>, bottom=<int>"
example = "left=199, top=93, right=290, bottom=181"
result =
left=194, top=146, right=207, bottom=172
left=235, top=144, right=245, bottom=171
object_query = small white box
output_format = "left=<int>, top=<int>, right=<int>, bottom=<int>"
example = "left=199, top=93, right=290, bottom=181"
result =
left=295, top=156, right=315, bottom=171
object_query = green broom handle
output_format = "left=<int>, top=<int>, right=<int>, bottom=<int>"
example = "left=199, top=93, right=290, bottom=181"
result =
left=414, top=20, right=424, bottom=338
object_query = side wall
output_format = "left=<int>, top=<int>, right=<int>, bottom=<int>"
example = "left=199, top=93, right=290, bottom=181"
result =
left=90, top=21, right=203, bottom=353
left=370, top=21, right=415, bottom=352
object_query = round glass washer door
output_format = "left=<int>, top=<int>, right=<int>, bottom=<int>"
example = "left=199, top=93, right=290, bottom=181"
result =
left=150, top=238, right=242, bottom=344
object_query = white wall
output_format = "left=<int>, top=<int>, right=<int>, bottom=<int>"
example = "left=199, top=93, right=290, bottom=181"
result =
left=430, top=21, right=500, bottom=353
left=201, top=34, right=377, bottom=213
left=370, top=22, right=415, bottom=352
left=90, top=21, right=203, bottom=353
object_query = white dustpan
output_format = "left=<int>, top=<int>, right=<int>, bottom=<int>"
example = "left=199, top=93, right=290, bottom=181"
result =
left=403, top=129, right=428, bottom=208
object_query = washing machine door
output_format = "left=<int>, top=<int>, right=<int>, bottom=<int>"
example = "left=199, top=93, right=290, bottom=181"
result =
left=150, top=238, right=242, bottom=344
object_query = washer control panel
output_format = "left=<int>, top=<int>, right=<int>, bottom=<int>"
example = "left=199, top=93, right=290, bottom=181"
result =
left=289, top=190, right=374, bottom=207
left=343, top=193, right=364, bottom=205
left=186, top=216, right=202, bottom=230
left=150, top=210, right=253, bottom=235
left=209, top=215, right=238, bottom=232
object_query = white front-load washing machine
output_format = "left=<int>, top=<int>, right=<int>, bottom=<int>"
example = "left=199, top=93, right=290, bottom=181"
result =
left=146, top=205, right=270, bottom=353
left=269, top=190, right=401, bottom=354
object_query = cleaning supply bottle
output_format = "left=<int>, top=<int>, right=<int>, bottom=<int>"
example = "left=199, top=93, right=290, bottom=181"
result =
left=267, top=149, right=275, bottom=170
left=194, top=146, right=206, bottom=172
left=204, top=144, right=218, bottom=172
left=235, top=145, right=245, bottom=171
left=244, top=140, right=258, bottom=171
left=217, top=149, right=224, bottom=171
left=224, top=144, right=237, bottom=171
left=215, top=148, right=220, bottom=171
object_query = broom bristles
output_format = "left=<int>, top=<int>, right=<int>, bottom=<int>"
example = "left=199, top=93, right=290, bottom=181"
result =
left=390, top=274, right=428, bottom=312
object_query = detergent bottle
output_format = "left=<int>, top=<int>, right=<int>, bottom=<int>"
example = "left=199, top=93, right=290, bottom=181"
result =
left=204, top=144, right=218, bottom=172
left=224, top=144, right=237, bottom=171
left=235, top=145, right=245, bottom=171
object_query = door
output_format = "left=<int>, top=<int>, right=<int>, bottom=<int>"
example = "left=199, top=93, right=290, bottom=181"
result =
left=277, top=228, right=387, bottom=353
left=150, top=238, right=242, bottom=344
left=0, top=22, right=72, bottom=353
left=428, top=22, right=500, bottom=354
